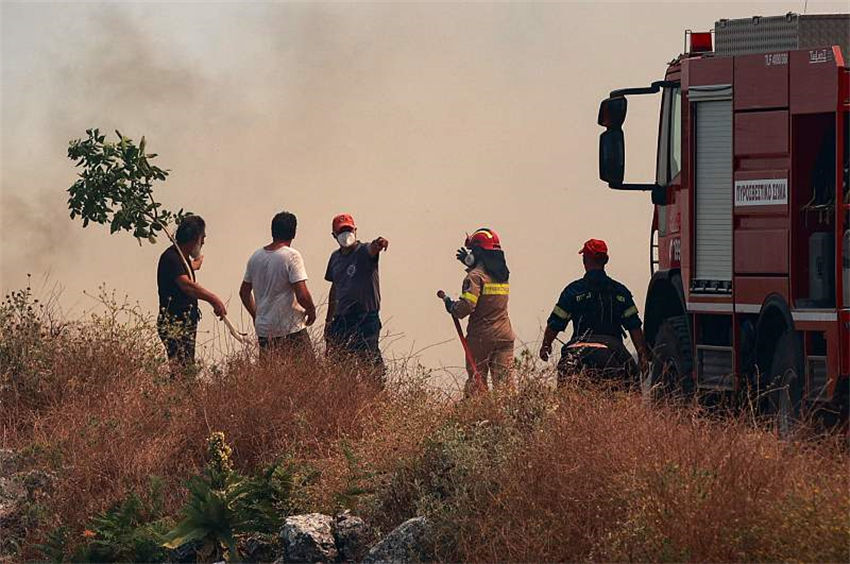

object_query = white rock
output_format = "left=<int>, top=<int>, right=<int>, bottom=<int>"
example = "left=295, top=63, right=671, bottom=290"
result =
left=280, top=513, right=338, bottom=563
left=363, top=516, right=430, bottom=564
left=334, top=511, right=369, bottom=561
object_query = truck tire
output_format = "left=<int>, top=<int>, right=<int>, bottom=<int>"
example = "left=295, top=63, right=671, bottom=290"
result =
left=763, top=331, right=803, bottom=436
left=644, top=316, right=694, bottom=402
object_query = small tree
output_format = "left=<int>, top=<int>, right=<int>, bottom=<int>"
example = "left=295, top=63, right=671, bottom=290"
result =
left=67, top=128, right=247, bottom=342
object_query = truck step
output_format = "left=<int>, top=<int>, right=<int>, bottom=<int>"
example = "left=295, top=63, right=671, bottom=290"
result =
left=806, top=356, right=830, bottom=402
left=696, top=345, right=735, bottom=391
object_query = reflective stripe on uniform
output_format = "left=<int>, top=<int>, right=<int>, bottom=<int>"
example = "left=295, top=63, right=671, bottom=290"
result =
left=552, top=305, right=570, bottom=320
left=481, top=283, right=510, bottom=295
left=623, top=305, right=638, bottom=318
left=461, top=292, right=479, bottom=304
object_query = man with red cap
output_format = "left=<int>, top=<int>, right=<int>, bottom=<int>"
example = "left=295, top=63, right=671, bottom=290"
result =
left=324, top=213, right=389, bottom=382
left=442, top=227, right=515, bottom=394
left=539, top=238, right=650, bottom=385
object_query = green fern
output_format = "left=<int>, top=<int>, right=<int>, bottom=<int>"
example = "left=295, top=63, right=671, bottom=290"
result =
left=162, top=433, right=296, bottom=561
left=75, top=491, right=170, bottom=562
left=34, top=526, right=68, bottom=562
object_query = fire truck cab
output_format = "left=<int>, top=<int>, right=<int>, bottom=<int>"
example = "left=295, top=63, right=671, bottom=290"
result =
left=597, top=13, right=850, bottom=428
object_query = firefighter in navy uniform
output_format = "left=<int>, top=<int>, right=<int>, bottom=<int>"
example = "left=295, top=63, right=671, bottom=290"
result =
left=539, top=238, right=650, bottom=385
left=443, top=228, right=515, bottom=395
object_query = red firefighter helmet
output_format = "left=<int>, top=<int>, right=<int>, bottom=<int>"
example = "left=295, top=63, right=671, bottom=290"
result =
left=465, top=228, right=501, bottom=251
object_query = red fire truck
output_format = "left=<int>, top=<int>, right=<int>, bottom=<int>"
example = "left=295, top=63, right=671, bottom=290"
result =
left=597, top=13, right=849, bottom=429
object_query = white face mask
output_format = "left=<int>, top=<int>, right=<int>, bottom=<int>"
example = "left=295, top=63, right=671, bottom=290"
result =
left=336, top=231, right=356, bottom=248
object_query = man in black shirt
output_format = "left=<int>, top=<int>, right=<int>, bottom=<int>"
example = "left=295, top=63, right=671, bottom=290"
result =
left=539, top=239, right=650, bottom=385
left=157, top=215, right=226, bottom=372
left=324, top=213, right=389, bottom=380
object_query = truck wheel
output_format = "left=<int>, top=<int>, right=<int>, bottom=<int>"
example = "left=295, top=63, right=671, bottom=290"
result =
left=763, top=331, right=803, bottom=436
left=644, top=316, right=694, bottom=402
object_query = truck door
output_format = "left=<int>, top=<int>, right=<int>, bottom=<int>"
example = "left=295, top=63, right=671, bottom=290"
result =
left=655, top=85, right=682, bottom=273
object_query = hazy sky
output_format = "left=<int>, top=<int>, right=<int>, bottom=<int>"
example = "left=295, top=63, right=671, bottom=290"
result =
left=2, top=1, right=847, bottom=382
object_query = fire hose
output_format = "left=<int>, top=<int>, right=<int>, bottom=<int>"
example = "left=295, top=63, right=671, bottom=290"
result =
left=437, top=290, right=486, bottom=395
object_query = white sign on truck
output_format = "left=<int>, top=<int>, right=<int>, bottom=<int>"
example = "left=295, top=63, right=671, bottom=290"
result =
left=734, top=178, right=788, bottom=207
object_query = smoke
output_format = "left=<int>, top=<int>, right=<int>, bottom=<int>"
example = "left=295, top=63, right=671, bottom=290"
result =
left=3, top=1, right=848, bottom=375
left=1, top=190, right=73, bottom=275
left=1, top=4, right=208, bottom=287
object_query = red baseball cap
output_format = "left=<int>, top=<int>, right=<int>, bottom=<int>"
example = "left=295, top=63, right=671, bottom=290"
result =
left=332, top=213, right=356, bottom=234
left=579, top=238, right=608, bottom=257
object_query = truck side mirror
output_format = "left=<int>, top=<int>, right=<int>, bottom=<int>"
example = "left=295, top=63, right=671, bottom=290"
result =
left=597, top=83, right=671, bottom=193
left=651, top=184, right=668, bottom=205
left=599, top=128, right=625, bottom=187
left=598, top=96, right=627, bottom=128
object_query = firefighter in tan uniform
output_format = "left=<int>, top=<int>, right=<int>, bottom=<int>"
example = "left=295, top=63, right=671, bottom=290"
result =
left=442, top=228, right=515, bottom=394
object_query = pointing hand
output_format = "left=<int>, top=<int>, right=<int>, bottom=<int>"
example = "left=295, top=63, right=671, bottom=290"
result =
left=372, top=237, right=389, bottom=252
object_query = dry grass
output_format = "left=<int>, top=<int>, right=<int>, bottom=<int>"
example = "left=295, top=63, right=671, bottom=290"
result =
left=447, top=383, right=849, bottom=562
left=308, top=380, right=849, bottom=563
left=2, top=285, right=848, bottom=562
left=1, top=287, right=384, bottom=558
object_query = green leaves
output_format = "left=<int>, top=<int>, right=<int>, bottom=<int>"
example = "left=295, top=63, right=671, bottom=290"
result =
left=69, top=482, right=171, bottom=563
left=66, top=128, right=189, bottom=245
left=161, top=433, right=295, bottom=561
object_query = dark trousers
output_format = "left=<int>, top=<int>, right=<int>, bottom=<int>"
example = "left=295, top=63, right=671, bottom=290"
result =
left=157, top=313, right=198, bottom=372
left=326, top=311, right=385, bottom=381
left=258, top=329, right=315, bottom=362
left=557, top=334, right=637, bottom=387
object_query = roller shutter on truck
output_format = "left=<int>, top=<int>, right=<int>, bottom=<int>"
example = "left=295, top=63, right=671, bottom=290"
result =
left=692, top=86, right=733, bottom=290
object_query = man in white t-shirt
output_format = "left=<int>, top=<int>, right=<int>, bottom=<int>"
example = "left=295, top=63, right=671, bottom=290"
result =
left=240, top=211, right=317, bottom=359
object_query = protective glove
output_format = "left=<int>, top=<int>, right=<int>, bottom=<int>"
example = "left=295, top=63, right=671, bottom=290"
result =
left=539, top=342, right=552, bottom=362
left=456, top=247, right=470, bottom=265
left=443, top=296, right=455, bottom=314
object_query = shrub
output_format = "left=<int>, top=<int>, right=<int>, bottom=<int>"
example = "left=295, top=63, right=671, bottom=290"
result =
left=162, top=432, right=298, bottom=561
left=2, top=283, right=848, bottom=562
left=0, top=282, right=60, bottom=409
left=74, top=481, right=171, bottom=563
left=1, top=284, right=383, bottom=560
left=311, top=378, right=849, bottom=563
